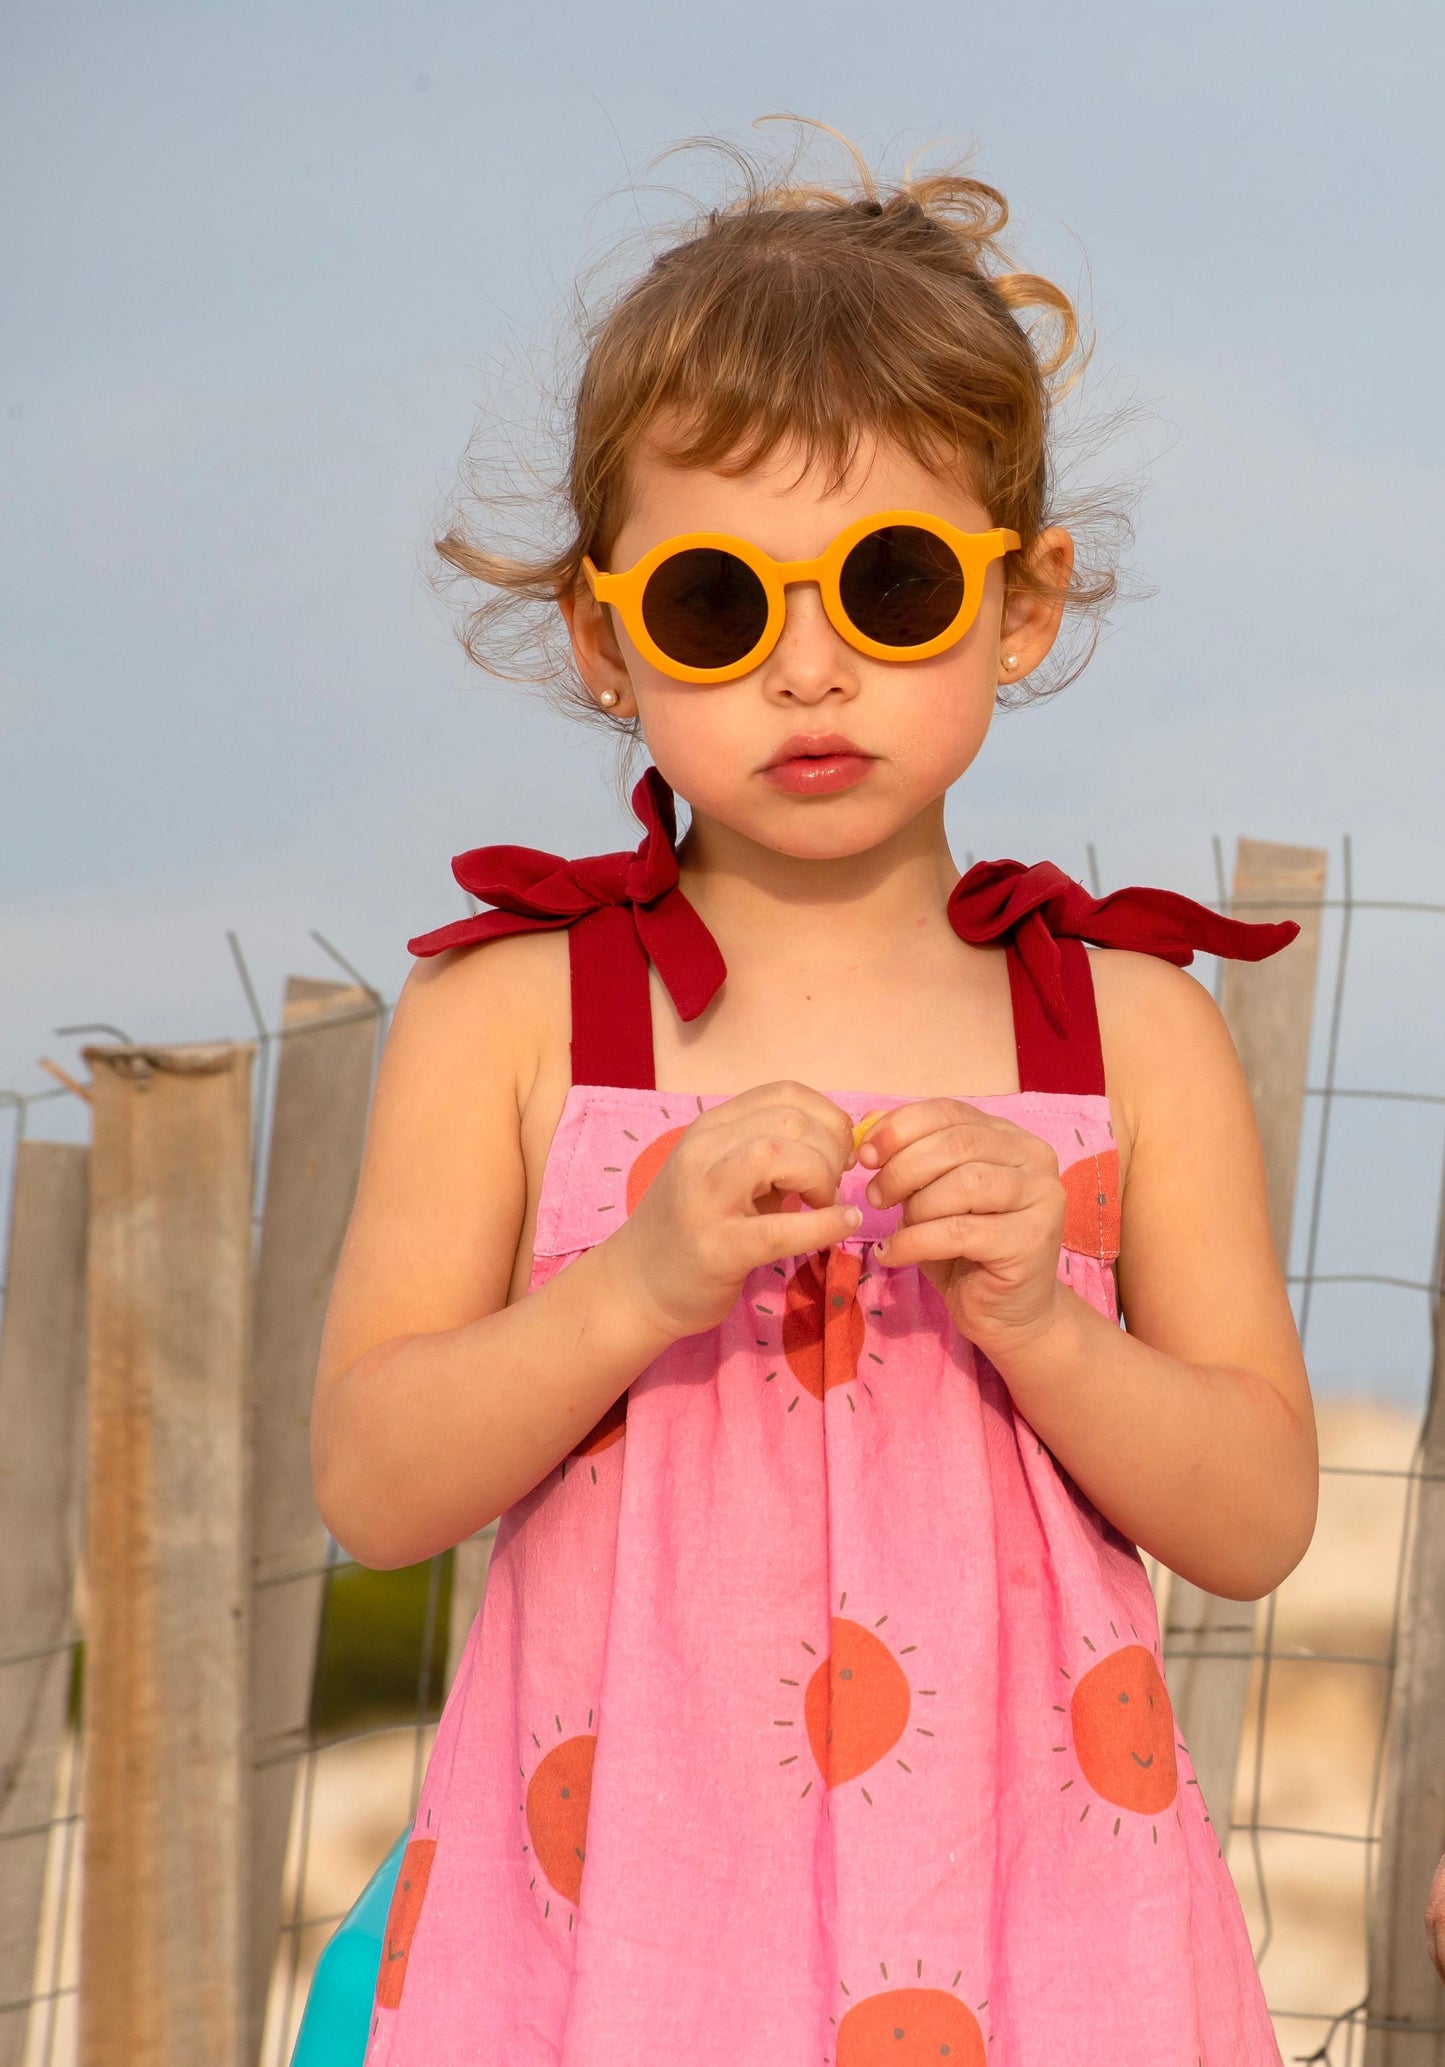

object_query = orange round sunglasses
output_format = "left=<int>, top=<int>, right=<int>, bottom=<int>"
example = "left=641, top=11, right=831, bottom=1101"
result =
left=581, top=510, right=1020, bottom=685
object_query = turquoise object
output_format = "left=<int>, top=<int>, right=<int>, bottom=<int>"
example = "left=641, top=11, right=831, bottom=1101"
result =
left=288, top=1829, right=408, bottom=2067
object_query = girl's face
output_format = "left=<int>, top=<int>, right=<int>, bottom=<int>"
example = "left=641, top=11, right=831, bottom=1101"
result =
left=562, top=432, right=1072, bottom=864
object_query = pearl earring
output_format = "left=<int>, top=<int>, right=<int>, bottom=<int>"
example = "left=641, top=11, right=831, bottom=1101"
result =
left=599, top=688, right=620, bottom=708
left=1003, top=655, right=1019, bottom=671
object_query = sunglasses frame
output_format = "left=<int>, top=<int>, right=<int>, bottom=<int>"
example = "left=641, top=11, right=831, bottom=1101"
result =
left=581, top=509, right=1022, bottom=685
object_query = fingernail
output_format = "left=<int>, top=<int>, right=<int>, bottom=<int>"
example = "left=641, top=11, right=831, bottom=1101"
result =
left=858, top=1142, right=880, bottom=1167
left=843, top=1206, right=863, bottom=1229
left=865, top=1180, right=881, bottom=1206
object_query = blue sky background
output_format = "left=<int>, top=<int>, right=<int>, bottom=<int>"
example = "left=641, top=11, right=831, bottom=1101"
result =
left=3, top=2, right=1442, bottom=1400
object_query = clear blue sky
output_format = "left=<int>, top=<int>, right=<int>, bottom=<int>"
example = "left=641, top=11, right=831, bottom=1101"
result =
left=3, top=2, right=1442, bottom=1397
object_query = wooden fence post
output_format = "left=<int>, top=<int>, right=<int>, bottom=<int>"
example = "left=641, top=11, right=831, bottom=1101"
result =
left=247, top=981, right=380, bottom=2062
left=0, top=1143, right=89, bottom=2067
left=1364, top=1173, right=1445, bottom=2064
left=80, top=1043, right=254, bottom=2067
left=1162, top=840, right=1327, bottom=1835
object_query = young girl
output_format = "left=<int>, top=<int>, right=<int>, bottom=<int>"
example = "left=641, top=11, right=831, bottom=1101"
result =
left=312, top=136, right=1317, bottom=2065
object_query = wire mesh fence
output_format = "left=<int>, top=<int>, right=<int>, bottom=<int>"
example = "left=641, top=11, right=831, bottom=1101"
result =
left=1218, top=844, right=1445, bottom=2062
left=2, top=837, right=1444, bottom=2065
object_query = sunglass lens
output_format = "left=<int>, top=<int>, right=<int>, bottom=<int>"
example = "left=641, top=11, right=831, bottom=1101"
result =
left=641, top=548, right=769, bottom=671
left=839, top=525, right=965, bottom=649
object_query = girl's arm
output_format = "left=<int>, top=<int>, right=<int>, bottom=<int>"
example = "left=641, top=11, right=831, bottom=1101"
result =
left=997, top=951, right=1317, bottom=1599
left=310, top=941, right=677, bottom=1569
left=860, top=950, right=1317, bottom=1601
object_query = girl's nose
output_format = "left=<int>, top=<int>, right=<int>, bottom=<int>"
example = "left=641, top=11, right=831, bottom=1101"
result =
left=760, top=582, right=857, bottom=700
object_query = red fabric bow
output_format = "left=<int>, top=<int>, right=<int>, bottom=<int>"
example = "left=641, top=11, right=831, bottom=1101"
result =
left=409, top=766, right=1300, bottom=1026
left=946, top=858, right=1299, bottom=1033
left=406, top=766, right=727, bottom=1022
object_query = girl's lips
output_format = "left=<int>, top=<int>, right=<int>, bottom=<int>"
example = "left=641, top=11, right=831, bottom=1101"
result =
left=759, top=752, right=876, bottom=796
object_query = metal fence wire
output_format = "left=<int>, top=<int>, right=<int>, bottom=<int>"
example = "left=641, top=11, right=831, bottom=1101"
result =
left=2, top=838, right=1444, bottom=2066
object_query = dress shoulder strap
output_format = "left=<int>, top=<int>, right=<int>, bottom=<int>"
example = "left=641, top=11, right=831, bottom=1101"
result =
left=568, top=905, right=657, bottom=1090
left=404, top=769, right=720, bottom=1092
left=1007, top=936, right=1104, bottom=1097
left=950, top=855, right=1301, bottom=1104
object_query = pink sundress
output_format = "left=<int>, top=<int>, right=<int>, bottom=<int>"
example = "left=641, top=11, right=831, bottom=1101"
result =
left=361, top=770, right=1293, bottom=2066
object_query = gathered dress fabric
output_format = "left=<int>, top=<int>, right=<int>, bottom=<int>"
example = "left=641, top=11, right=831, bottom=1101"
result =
left=361, top=770, right=1293, bottom=2067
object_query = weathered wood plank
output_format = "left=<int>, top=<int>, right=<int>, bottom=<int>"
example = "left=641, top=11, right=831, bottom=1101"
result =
left=0, top=1143, right=88, bottom=2067
left=80, top=1043, right=253, bottom=2067
left=247, top=981, right=380, bottom=2062
left=1365, top=1182, right=1445, bottom=2064
left=1162, top=840, right=1327, bottom=1837
left=1221, top=840, right=1330, bottom=1269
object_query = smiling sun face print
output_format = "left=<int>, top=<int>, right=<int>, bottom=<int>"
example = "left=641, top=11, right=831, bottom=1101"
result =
left=830, top=1965, right=988, bottom=2067
left=1055, top=1624, right=1180, bottom=1838
left=835, top=1988, right=986, bottom=2067
left=1071, top=1641, right=1177, bottom=1812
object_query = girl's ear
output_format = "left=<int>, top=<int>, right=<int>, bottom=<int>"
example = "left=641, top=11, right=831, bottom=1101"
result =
left=997, top=525, right=1075, bottom=684
left=559, top=580, right=636, bottom=715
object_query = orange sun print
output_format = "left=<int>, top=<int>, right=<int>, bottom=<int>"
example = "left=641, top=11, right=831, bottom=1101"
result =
left=1069, top=1640, right=1178, bottom=1814
left=562, top=1390, right=627, bottom=1477
left=374, top=1835, right=437, bottom=2010
left=783, top=1248, right=866, bottom=1398
left=759, top=1251, right=885, bottom=1413
left=805, top=1615, right=912, bottom=1786
left=779, top=1594, right=929, bottom=1802
left=834, top=1983, right=987, bottom=2067
left=623, top=1123, right=687, bottom=1214
left=522, top=1716, right=597, bottom=1923
left=1060, top=1146, right=1121, bottom=1257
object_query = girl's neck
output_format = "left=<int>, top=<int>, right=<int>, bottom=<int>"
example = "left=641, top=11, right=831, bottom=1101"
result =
left=675, top=799, right=964, bottom=969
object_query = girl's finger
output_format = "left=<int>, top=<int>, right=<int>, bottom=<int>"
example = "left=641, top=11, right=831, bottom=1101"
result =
left=854, top=1097, right=1010, bottom=1170
left=703, top=1082, right=857, bottom=1169
left=711, top=1132, right=842, bottom=1214
left=892, top=1161, right=1034, bottom=1227
left=864, top=1120, right=1037, bottom=1209
left=874, top=1208, right=1028, bottom=1271
left=735, top=1200, right=864, bottom=1271
left=700, top=1098, right=854, bottom=1187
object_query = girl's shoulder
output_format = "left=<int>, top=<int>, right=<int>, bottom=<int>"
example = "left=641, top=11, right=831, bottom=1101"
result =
left=1087, top=944, right=1247, bottom=1169
left=394, top=926, right=571, bottom=1104
left=403, top=921, right=570, bottom=1010
left=1088, top=939, right=1221, bottom=1022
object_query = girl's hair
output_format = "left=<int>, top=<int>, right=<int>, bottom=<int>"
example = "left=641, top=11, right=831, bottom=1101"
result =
left=432, top=123, right=1132, bottom=748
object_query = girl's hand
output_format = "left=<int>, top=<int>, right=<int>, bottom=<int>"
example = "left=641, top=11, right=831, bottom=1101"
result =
left=603, top=1081, right=860, bottom=1339
left=857, top=1099, right=1067, bottom=1360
